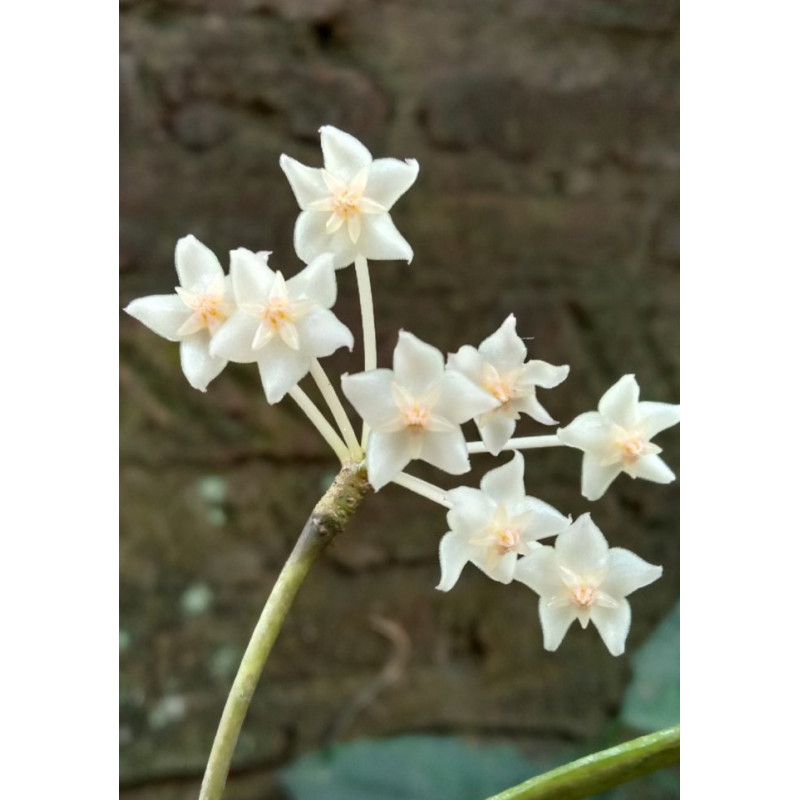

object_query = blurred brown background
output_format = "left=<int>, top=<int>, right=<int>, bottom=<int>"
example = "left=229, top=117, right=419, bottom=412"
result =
left=120, top=1, right=679, bottom=797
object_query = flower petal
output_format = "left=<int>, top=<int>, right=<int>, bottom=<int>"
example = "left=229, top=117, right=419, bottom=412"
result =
left=591, top=600, right=631, bottom=656
left=480, top=451, right=525, bottom=506
left=418, top=430, right=470, bottom=475
left=175, top=235, right=225, bottom=293
left=627, top=454, right=676, bottom=484
left=366, top=431, right=417, bottom=490
left=436, top=530, right=473, bottom=592
left=358, top=213, right=414, bottom=263
left=257, top=341, right=310, bottom=404
left=447, top=345, right=483, bottom=383
left=554, top=514, right=609, bottom=575
left=539, top=601, right=577, bottom=652
left=478, top=314, right=526, bottom=371
left=364, top=158, right=419, bottom=209
left=125, top=294, right=190, bottom=342
left=320, top=125, right=372, bottom=182
left=518, top=360, right=570, bottom=390
left=515, top=393, right=558, bottom=426
left=557, top=412, right=610, bottom=455
left=179, top=334, right=226, bottom=392
left=518, top=497, right=571, bottom=540
left=581, top=456, right=623, bottom=501
left=341, top=370, right=401, bottom=429
left=294, top=210, right=360, bottom=269
left=279, top=154, right=328, bottom=209
left=478, top=412, right=516, bottom=455
left=393, top=332, right=445, bottom=394
left=445, top=486, right=495, bottom=534
left=514, top=547, right=562, bottom=596
left=209, top=312, right=260, bottom=364
left=477, top=550, right=518, bottom=585
left=231, top=247, right=273, bottom=304
left=637, top=401, right=681, bottom=439
left=437, top=371, right=499, bottom=424
left=286, top=252, right=337, bottom=308
left=296, top=307, right=354, bottom=358
left=602, top=549, right=663, bottom=599
left=598, top=374, right=640, bottom=427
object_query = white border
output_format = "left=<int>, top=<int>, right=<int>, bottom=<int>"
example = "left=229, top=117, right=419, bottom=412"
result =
left=2, top=5, right=118, bottom=796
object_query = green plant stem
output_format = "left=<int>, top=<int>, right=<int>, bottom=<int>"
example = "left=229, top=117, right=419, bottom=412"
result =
left=198, top=463, right=371, bottom=800
left=484, top=725, right=679, bottom=800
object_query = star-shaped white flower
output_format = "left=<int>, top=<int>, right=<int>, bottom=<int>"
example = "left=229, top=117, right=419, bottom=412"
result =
left=341, top=332, right=499, bottom=490
left=448, top=314, right=570, bottom=454
left=514, top=513, right=662, bottom=656
left=437, top=451, right=571, bottom=591
left=280, top=125, right=419, bottom=269
left=124, top=235, right=234, bottom=392
left=556, top=374, right=680, bottom=501
left=209, top=249, right=353, bottom=403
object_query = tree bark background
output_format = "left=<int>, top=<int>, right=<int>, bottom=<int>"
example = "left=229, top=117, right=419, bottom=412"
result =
left=120, top=1, right=679, bottom=797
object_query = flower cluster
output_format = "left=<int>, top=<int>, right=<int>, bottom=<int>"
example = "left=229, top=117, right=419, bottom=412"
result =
left=435, top=451, right=663, bottom=655
left=124, top=125, right=679, bottom=658
left=125, top=243, right=353, bottom=402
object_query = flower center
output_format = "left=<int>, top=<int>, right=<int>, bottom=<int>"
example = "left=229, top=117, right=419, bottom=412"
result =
left=485, top=375, right=514, bottom=406
left=618, top=434, right=646, bottom=463
left=239, top=272, right=316, bottom=352
left=571, top=583, right=597, bottom=607
left=401, top=402, right=431, bottom=428
left=331, top=187, right=363, bottom=219
left=261, top=297, right=294, bottom=328
left=196, top=295, right=225, bottom=327
left=493, top=525, right=520, bottom=553
left=176, top=286, right=230, bottom=336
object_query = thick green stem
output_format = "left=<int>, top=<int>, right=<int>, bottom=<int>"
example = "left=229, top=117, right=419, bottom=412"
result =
left=485, top=725, right=679, bottom=800
left=198, top=463, right=371, bottom=800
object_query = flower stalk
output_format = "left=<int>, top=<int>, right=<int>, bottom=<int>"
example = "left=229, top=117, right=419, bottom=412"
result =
left=199, top=463, right=371, bottom=800
left=354, top=254, right=376, bottom=446
left=484, top=725, right=679, bottom=800
left=391, top=471, right=452, bottom=507
left=310, top=358, right=362, bottom=458
left=288, top=385, right=351, bottom=463
left=467, top=435, right=563, bottom=454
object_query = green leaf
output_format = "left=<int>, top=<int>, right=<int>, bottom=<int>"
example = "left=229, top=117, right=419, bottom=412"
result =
left=620, top=602, right=680, bottom=732
left=279, top=735, right=550, bottom=800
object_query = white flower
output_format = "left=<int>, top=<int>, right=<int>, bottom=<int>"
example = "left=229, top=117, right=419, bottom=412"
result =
left=341, top=332, right=498, bottom=490
left=437, top=451, right=570, bottom=591
left=280, top=125, right=419, bottom=269
left=514, top=514, right=662, bottom=656
left=209, top=249, right=353, bottom=403
left=124, top=235, right=234, bottom=392
left=448, top=314, right=570, bottom=454
left=556, top=374, right=680, bottom=501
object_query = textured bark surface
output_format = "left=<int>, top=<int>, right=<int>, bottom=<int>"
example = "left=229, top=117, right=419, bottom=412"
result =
left=120, top=1, right=679, bottom=797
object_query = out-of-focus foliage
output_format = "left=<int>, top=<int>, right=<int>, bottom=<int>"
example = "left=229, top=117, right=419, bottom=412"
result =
left=621, top=602, right=680, bottom=732
left=279, top=605, right=680, bottom=800
left=279, top=735, right=552, bottom=800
